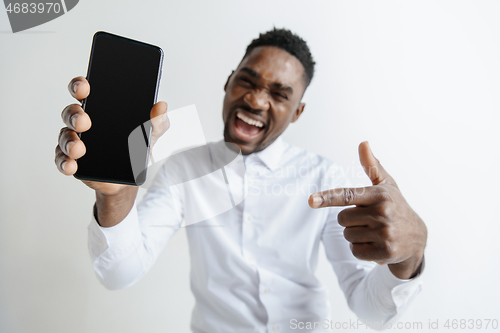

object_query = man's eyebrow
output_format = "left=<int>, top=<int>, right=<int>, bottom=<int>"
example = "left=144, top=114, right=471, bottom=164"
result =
left=240, top=67, right=293, bottom=95
left=270, top=82, right=293, bottom=95
left=241, top=67, right=259, bottom=78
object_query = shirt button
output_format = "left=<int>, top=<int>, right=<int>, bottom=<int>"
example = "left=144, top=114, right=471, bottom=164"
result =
left=247, top=215, right=253, bottom=222
left=263, top=288, right=270, bottom=294
left=272, top=325, right=279, bottom=331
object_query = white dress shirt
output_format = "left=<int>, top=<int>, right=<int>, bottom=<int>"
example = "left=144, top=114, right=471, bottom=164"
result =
left=87, top=136, right=423, bottom=333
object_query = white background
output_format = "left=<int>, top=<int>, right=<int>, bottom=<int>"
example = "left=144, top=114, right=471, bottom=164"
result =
left=1, top=0, right=499, bottom=332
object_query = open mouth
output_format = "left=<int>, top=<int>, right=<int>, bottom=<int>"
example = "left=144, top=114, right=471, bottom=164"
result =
left=233, top=111, right=266, bottom=141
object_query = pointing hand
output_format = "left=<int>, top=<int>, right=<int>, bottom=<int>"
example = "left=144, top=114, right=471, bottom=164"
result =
left=309, top=142, right=427, bottom=279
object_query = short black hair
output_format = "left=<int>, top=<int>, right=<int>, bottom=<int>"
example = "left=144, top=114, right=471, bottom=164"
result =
left=243, top=27, right=315, bottom=88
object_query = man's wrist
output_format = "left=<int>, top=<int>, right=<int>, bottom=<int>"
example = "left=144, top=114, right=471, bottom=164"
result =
left=95, top=186, right=138, bottom=228
left=388, top=254, right=424, bottom=280
left=93, top=203, right=100, bottom=226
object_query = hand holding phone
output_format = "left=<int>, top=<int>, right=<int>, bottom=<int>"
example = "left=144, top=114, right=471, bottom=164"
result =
left=54, top=31, right=169, bottom=227
left=72, top=32, right=165, bottom=185
left=55, top=76, right=169, bottom=196
left=55, top=31, right=169, bottom=195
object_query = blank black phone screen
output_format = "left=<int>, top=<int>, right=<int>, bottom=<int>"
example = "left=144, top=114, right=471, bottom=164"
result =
left=74, top=31, right=163, bottom=185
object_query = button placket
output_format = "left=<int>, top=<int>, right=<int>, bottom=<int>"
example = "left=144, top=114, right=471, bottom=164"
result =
left=241, top=159, right=265, bottom=273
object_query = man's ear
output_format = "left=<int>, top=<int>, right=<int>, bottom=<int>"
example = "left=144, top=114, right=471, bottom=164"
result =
left=291, top=102, right=305, bottom=123
left=224, top=70, right=235, bottom=91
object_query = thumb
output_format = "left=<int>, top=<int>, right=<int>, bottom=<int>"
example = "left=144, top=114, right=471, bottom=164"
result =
left=358, top=141, right=393, bottom=186
left=150, top=101, right=169, bottom=147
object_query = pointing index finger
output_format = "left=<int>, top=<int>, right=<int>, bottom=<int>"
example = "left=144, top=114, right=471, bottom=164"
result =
left=308, top=186, right=387, bottom=209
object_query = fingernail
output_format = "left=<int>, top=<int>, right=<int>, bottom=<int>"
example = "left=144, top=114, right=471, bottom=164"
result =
left=72, top=81, right=81, bottom=93
left=61, top=161, right=67, bottom=172
left=65, top=141, right=75, bottom=154
left=312, top=194, right=323, bottom=207
left=162, top=112, right=168, bottom=122
left=70, top=114, right=78, bottom=128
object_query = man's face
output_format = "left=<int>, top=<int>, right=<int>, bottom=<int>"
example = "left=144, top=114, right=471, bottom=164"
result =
left=222, top=46, right=307, bottom=155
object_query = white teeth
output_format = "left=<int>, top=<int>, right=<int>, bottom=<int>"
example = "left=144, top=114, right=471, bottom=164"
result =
left=236, top=112, right=264, bottom=128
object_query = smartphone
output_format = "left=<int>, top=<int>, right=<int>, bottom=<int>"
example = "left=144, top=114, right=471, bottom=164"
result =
left=74, top=31, right=163, bottom=186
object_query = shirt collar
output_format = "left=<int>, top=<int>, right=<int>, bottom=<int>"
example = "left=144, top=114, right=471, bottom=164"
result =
left=250, top=136, right=287, bottom=171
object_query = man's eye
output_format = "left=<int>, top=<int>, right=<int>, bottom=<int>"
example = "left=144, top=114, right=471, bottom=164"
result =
left=273, top=92, right=288, bottom=100
left=239, top=77, right=252, bottom=84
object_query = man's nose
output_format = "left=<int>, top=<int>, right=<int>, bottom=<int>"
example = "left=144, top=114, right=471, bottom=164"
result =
left=243, top=89, right=270, bottom=111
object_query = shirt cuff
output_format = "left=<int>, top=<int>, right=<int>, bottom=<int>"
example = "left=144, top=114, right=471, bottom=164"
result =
left=87, top=202, right=142, bottom=261
left=371, top=258, right=425, bottom=322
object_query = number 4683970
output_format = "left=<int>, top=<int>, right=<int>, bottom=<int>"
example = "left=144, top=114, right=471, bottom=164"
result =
left=444, top=319, right=498, bottom=330
left=6, top=3, right=62, bottom=14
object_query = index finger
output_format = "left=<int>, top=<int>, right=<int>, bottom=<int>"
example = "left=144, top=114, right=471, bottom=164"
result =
left=309, top=186, right=387, bottom=209
left=67, top=76, right=90, bottom=101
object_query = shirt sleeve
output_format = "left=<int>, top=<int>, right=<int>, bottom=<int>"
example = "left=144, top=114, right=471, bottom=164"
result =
left=87, top=161, right=182, bottom=290
left=320, top=165, right=424, bottom=326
